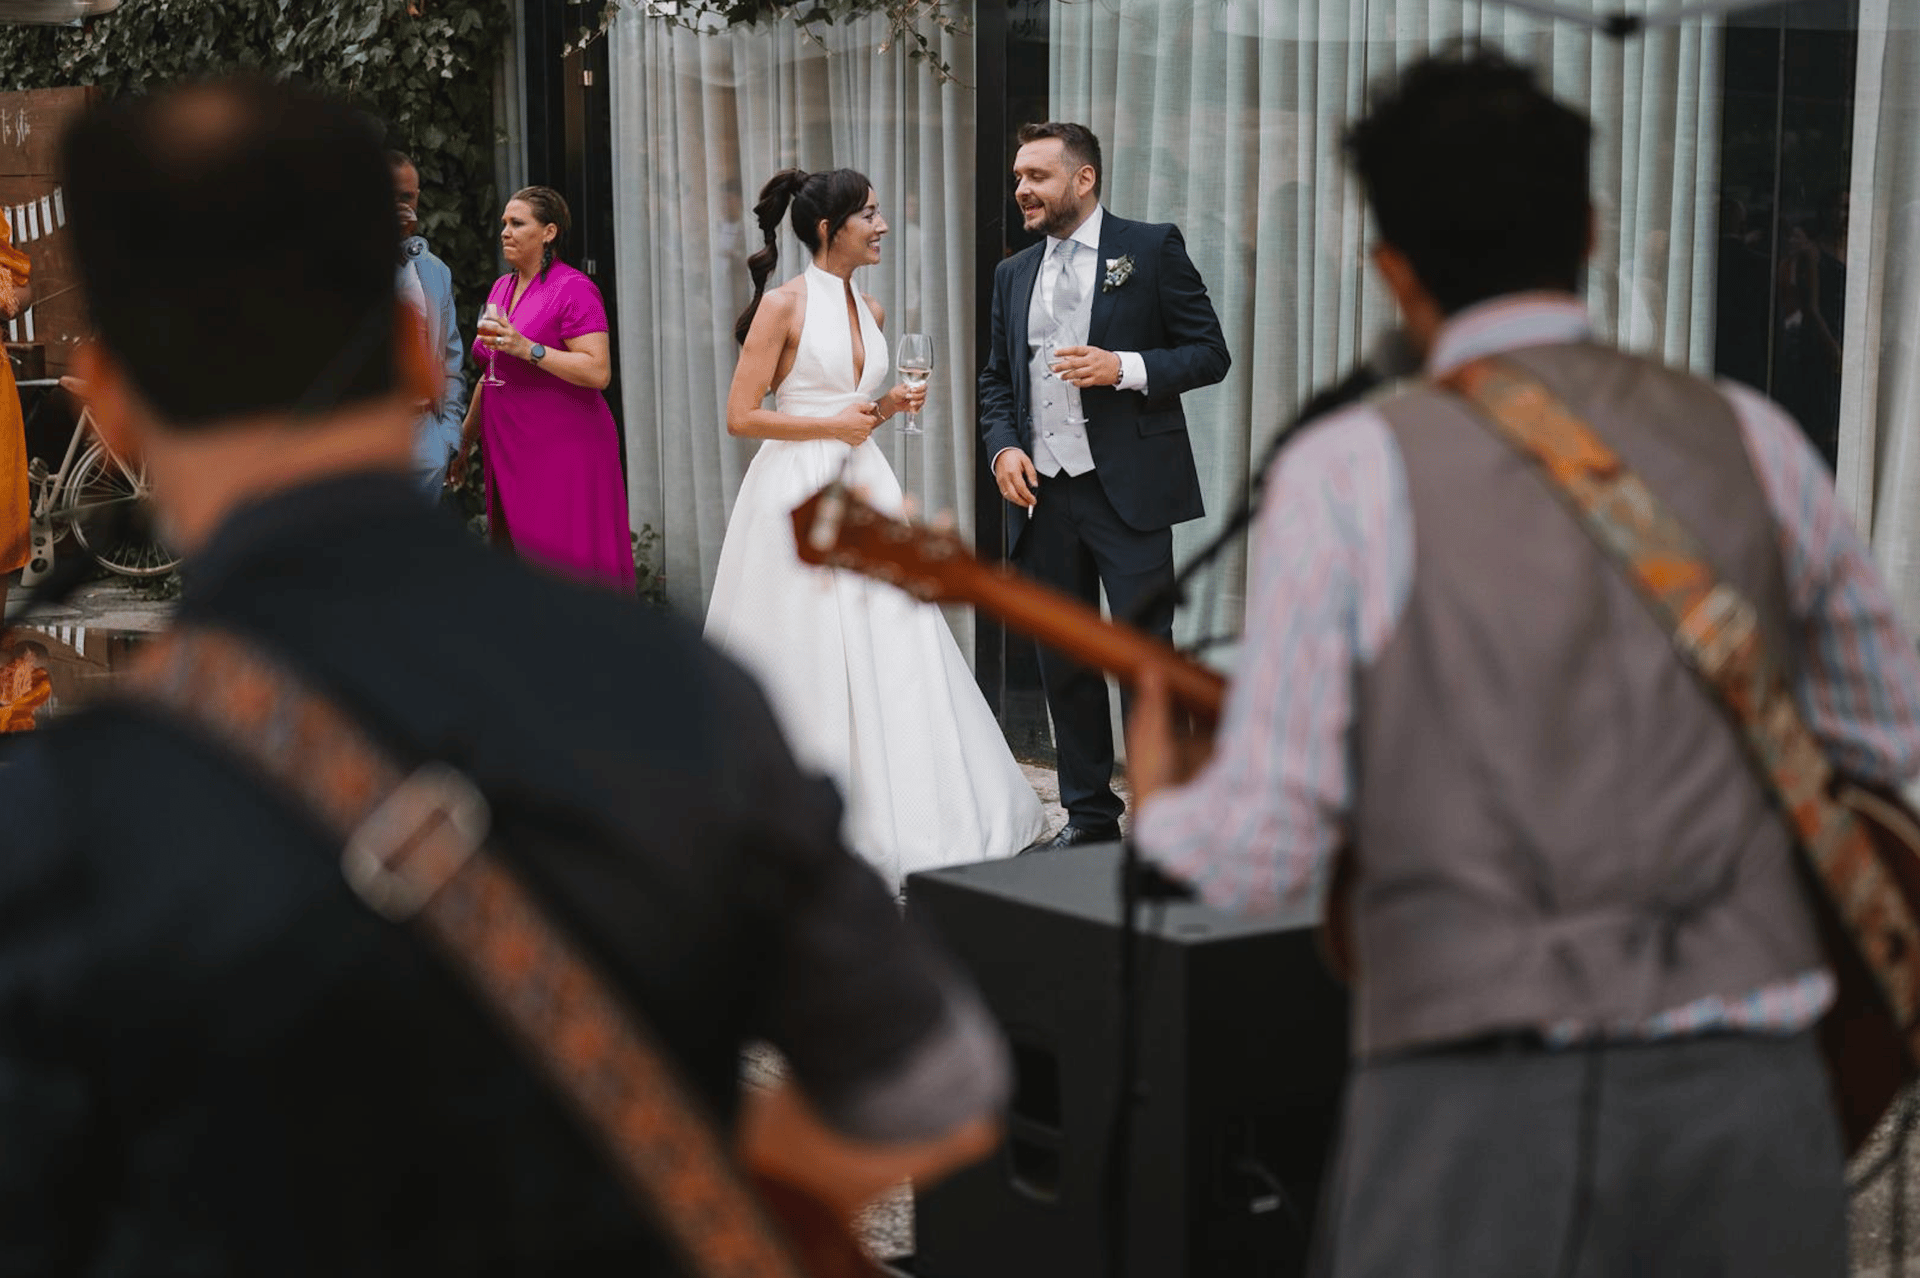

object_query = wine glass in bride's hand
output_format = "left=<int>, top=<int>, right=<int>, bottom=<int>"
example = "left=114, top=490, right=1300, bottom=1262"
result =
left=896, top=333, right=933, bottom=435
left=478, top=303, right=507, bottom=387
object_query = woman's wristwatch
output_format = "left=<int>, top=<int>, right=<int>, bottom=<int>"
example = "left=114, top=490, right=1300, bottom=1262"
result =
left=528, top=343, right=547, bottom=364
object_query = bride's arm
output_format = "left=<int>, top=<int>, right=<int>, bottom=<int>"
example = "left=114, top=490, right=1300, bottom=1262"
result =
left=727, top=290, right=876, bottom=445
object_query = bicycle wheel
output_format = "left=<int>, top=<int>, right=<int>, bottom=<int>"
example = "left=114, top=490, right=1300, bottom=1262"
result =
left=63, top=441, right=181, bottom=579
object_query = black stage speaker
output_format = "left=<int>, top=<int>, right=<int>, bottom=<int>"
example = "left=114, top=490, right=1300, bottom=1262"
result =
left=905, top=844, right=1349, bottom=1278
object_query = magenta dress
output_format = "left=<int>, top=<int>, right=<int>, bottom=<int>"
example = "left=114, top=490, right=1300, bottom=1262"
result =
left=474, top=262, right=635, bottom=592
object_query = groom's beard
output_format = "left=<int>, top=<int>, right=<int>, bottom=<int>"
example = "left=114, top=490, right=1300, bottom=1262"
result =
left=1025, top=199, right=1087, bottom=241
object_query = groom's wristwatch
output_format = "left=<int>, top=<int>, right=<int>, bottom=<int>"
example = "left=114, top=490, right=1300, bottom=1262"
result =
left=528, top=343, right=547, bottom=364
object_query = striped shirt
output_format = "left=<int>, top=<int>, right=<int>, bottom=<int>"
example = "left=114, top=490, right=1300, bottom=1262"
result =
left=1136, top=293, right=1920, bottom=1041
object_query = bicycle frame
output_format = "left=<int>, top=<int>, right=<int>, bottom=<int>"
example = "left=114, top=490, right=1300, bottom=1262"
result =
left=18, top=377, right=79, bottom=586
left=15, top=378, right=175, bottom=586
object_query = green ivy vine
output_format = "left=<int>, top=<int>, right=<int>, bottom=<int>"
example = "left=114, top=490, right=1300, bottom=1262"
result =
left=0, top=0, right=515, bottom=325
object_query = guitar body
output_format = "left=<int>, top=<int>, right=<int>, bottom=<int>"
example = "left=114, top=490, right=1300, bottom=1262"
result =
left=1319, top=848, right=1358, bottom=984
left=1816, top=782, right=1920, bottom=1154
left=749, top=1173, right=886, bottom=1278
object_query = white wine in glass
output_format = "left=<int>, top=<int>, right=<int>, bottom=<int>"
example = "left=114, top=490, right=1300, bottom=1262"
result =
left=479, top=303, right=507, bottom=387
left=896, top=332, right=933, bottom=435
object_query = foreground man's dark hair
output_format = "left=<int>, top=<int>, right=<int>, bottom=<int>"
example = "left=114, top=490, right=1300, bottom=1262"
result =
left=61, top=77, right=400, bottom=428
left=1346, top=49, right=1592, bottom=313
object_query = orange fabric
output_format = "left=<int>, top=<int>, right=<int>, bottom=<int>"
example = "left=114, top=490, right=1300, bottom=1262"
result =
left=0, top=216, right=29, bottom=575
left=0, top=652, right=49, bottom=732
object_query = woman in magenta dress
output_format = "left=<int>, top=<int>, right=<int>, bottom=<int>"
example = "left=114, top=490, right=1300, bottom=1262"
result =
left=452, top=185, right=634, bottom=591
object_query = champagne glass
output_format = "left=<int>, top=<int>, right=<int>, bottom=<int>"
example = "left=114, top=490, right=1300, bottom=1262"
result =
left=1045, top=333, right=1087, bottom=428
left=1040, top=336, right=1065, bottom=380
left=896, top=332, right=933, bottom=435
left=479, top=303, right=507, bottom=388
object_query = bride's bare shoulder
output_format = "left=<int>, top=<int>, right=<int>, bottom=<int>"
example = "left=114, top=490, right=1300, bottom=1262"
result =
left=759, top=277, right=808, bottom=326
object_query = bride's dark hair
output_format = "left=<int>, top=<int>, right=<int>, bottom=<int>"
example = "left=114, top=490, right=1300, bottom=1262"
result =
left=733, top=166, right=873, bottom=345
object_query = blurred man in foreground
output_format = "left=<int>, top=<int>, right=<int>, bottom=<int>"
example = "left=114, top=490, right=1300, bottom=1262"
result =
left=0, top=78, right=1002, bottom=1274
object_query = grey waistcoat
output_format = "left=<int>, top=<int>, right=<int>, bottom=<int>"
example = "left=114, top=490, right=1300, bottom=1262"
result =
left=1352, top=342, right=1823, bottom=1059
left=1026, top=245, right=1096, bottom=476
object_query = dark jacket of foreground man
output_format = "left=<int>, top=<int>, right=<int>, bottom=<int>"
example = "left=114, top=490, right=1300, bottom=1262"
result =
left=0, top=473, right=994, bottom=1275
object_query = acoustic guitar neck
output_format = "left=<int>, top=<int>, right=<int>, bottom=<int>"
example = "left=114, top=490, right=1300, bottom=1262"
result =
left=789, top=484, right=1226, bottom=722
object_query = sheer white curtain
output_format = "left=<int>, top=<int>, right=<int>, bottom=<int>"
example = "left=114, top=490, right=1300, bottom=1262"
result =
left=1050, top=0, right=1723, bottom=646
left=1837, top=1, right=1920, bottom=630
left=608, top=11, right=975, bottom=625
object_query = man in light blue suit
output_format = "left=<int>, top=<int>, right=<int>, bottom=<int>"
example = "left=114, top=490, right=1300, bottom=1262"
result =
left=390, top=151, right=465, bottom=492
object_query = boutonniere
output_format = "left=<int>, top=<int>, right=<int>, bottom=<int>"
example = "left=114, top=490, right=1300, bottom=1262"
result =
left=1102, top=254, right=1136, bottom=293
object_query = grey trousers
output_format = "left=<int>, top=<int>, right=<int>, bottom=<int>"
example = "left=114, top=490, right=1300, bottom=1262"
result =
left=1311, top=1031, right=1847, bottom=1278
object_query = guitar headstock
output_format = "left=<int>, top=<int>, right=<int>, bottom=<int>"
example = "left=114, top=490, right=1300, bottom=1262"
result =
left=790, top=484, right=976, bottom=604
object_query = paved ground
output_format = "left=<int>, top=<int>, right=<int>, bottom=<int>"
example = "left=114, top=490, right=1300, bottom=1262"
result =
left=1851, top=1099, right=1920, bottom=1276
left=20, top=576, right=1919, bottom=1272
left=4, top=574, right=176, bottom=634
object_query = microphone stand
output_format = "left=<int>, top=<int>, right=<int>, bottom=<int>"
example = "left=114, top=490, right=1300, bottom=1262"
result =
left=1098, top=366, right=1382, bottom=1266
left=1102, top=367, right=1388, bottom=1277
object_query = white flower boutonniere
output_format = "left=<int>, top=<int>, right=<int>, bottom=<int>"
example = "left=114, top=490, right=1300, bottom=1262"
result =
left=1102, top=254, right=1136, bottom=293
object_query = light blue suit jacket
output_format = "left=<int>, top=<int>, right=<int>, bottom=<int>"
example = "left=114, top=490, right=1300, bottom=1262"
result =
left=404, top=236, right=466, bottom=491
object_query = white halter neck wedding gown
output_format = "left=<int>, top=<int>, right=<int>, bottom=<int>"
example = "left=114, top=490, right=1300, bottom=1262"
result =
left=704, top=262, right=1046, bottom=888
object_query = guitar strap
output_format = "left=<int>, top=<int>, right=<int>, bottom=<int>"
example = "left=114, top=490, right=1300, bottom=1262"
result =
left=1440, top=356, right=1920, bottom=1063
left=118, top=626, right=809, bottom=1278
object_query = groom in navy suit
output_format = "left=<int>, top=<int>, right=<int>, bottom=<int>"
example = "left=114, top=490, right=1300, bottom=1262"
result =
left=979, top=121, right=1229, bottom=850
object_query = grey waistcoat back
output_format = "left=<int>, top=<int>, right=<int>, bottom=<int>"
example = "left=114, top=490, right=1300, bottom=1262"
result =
left=1353, top=342, right=1822, bottom=1058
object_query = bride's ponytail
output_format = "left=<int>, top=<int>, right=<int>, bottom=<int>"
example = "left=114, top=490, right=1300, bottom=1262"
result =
left=734, top=168, right=808, bottom=346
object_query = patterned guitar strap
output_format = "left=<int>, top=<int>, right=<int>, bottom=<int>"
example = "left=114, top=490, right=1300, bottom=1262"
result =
left=120, top=627, right=809, bottom=1278
left=1441, top=356, right=1920, bottom=1067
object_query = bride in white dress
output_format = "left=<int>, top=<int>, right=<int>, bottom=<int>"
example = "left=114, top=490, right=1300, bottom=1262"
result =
left=706, top=167, right=1047, bottom=889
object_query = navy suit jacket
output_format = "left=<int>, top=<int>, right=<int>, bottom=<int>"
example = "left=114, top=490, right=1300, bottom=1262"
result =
left=978, top=212, right=1229, bottom=550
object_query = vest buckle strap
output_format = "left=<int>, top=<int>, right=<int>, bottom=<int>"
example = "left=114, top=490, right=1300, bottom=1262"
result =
left=1676, top=584, right=1756, bottom=678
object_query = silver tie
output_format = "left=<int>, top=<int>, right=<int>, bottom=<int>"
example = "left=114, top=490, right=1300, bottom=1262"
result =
left=1051, top=238, right=1082, bottom=333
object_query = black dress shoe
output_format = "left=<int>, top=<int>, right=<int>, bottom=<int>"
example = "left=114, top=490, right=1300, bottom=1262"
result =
left=1020, top=823, right=1124, bottom=854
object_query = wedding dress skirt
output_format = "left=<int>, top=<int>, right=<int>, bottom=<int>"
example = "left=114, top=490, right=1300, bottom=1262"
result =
left=705, top=263, right=1046, bottom=889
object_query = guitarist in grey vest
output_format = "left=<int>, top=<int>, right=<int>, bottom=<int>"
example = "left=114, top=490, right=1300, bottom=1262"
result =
left=1129, top=50, right=1920, bottom=1276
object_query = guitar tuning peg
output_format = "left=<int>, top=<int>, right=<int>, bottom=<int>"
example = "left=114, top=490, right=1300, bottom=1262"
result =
left=930, top=509, right=957, bottom=533
left=900, top=494, right=922, bottom=521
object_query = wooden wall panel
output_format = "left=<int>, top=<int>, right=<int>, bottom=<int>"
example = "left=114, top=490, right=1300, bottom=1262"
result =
left=0, top=87, right=94, bottom=378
